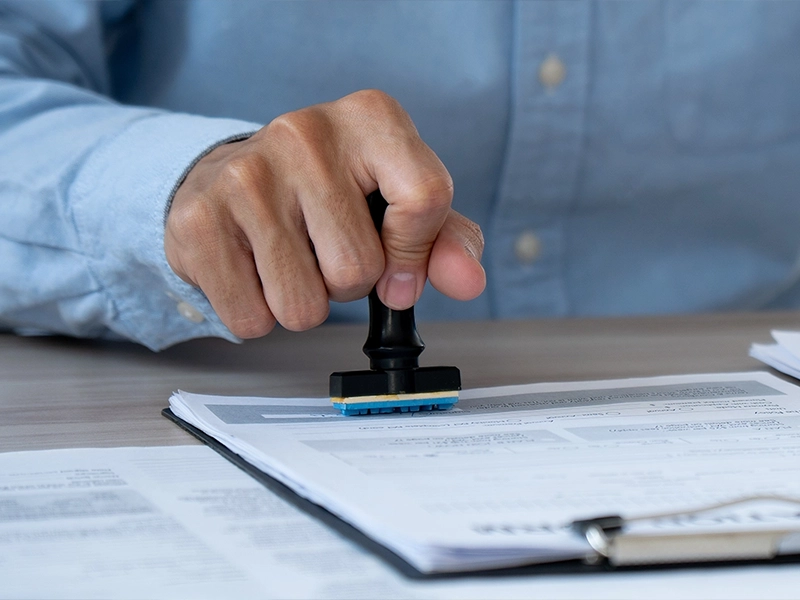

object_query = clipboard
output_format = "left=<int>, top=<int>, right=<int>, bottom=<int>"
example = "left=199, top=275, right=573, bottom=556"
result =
left=572, top=496, right=800, bottom=567
left=163, top=407, right=800, bottom=578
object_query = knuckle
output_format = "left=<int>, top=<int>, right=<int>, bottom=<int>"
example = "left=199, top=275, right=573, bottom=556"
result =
left=340, top=89, right=401, bottom=117
left=218, top=152, right=268, bottom=197
left=266, top=112, right=305, bottom=143
left=402, top=174, right=455, bottom=217
left=387, top=242, right=430, bottom=264
left=278, top=298, right=330, bottom=332
left=326, top=257, right=384, bottom=295
left=338, top=89, right=418, bottom=138
left=267, top=109, right=327, bottom=152
left=265, top=109, right=335, bottom=177
left=227, top=312, right=276, bottom=339
left=380, top=226, right=433, bottom=263
left=166, top=197, right=223, bottom=258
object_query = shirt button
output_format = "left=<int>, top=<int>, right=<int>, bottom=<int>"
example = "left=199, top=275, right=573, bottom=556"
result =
left=177, top=301, right=205, bottom=323
left=539, top=53, right=566, bottom=89
left=514, top=231, right=542, bottom=265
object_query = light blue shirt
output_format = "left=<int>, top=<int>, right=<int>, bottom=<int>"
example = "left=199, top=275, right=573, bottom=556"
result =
left=2, top=0, right=800, bottom=350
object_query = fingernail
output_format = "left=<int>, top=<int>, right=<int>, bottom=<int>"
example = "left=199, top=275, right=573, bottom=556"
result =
left=464, top=239, right=481, bottom=261
left=462, top=227, right=484, bottom=261
left=384, top=272, right=417, bottom=309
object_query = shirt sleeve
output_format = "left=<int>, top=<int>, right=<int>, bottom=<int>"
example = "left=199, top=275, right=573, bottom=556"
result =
left=0, top=0, right=263, bottom=350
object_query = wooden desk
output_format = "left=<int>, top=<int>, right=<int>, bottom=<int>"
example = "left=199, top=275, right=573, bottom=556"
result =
left=2, top=311, right=798, bottom=452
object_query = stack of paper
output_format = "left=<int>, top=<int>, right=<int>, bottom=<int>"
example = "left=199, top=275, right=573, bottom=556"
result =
left=750, top=330, right=800, bottom=380
left=6, top=446, right=800, bottom=599
left=168, top=372, right=800, bottom=574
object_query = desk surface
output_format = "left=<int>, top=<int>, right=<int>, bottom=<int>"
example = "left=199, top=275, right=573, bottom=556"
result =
left=2, top=311, right=798, bottom=452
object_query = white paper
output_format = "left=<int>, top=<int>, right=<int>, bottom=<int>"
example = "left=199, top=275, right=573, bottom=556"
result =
left=3, top=445, right=800, bottom=600
left=169, top=371, right=800, bottom=573
left=750, top=330, right=800, bottom=380
left=0, top=446, right=421, bottom=600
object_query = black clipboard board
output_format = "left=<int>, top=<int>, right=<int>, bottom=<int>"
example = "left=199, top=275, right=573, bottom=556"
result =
left=162, top=408, right=800, bottom=579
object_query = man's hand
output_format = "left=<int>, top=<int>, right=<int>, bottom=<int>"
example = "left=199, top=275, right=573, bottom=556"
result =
left=164, top=90, right=485, bottom=338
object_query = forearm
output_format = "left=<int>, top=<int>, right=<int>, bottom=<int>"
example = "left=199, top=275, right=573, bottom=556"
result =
left=0, top=1, right=269, bottom=348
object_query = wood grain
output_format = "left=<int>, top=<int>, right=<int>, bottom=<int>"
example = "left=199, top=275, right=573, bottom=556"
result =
left=2, top=311, right=798, bottom=451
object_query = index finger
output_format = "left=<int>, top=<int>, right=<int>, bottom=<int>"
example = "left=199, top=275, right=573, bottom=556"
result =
left=374, top=167, right=454, bottom=310
left=334, top=91, right=454, bottom=310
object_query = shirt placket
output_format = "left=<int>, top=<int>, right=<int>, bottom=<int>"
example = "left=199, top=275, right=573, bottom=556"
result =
left=489, top=0, right=592, bottom=317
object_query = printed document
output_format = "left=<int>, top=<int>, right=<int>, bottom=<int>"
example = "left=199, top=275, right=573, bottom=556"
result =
left=0, top=445, right=417, bottom=600
left=3, top=445, right=800, bottom=599
left=168, top=372, right=800, bottom=573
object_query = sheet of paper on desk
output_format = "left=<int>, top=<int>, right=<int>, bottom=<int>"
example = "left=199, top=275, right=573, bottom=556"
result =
left=750, top=330, right=800, bottom=379
left=169, top=371, right=800, bottom=574
left=0, top=445, right=420, bottom=600
left=4, top=445, right=800, bottom=600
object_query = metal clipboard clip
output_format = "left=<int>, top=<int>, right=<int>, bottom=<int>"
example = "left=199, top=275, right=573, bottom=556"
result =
left=571, top=495, right=800, bottom=567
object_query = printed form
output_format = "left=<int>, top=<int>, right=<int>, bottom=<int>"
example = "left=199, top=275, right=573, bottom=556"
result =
left=169, top=372, right=800, bottom=573
left=0, top=446, right=418, bottom=600
left=4, top=445, right=800, bottom=600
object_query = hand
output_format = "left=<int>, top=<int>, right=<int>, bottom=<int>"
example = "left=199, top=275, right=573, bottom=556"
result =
left=164, top=90, right=485, bottom=338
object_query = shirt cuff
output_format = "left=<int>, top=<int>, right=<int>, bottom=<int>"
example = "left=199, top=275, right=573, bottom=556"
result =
left=70, top=110, right=262, bottom=350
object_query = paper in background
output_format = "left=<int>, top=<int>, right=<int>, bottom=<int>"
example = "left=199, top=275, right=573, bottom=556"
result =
left=750, top=330, right=800, bottom=380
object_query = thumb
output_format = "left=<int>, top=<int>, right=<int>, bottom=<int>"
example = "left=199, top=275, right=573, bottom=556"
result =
left=428, top=209, right=486, bottom=302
